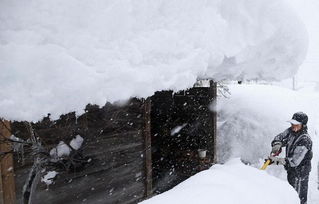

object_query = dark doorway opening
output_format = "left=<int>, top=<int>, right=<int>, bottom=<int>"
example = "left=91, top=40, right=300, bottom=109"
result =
left=150, top=81, right=216, bottom=193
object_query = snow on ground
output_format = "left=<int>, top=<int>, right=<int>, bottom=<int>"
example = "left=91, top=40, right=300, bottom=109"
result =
left=140, top=158, right=299, bottom=204
left=0, top=0, right=307, bottom=121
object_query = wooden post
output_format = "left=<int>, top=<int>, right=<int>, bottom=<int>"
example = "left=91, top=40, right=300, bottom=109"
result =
left=143, top=98, right=152, bottom=197
left=209, top=81, right=218, bottom=164
left=0, top=166, right=3, bottom=204
left=0, top=120, right=16, bottom=204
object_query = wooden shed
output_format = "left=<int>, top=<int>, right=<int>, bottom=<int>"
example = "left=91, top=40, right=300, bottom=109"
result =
left=0, top=81, right=217, bottom=204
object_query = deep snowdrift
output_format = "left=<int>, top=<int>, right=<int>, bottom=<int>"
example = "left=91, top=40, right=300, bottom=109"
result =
left=140, top=158, right=299, bottom=204
left=0, top=0, right=308, bottom=120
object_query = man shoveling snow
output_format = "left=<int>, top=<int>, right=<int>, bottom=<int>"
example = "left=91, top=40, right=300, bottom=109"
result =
left=267, top=112, right=313, bottom=204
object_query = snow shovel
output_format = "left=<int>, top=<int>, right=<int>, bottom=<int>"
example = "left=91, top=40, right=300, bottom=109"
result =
left=260, top=159, right=271, bottom=170
left=260, top=152, right=280, bottom=170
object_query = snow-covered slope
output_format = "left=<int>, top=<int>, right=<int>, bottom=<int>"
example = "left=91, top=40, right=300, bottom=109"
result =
left=0, top=0, right=307, bottom=120
left=140, top=158, right=299, bottom=204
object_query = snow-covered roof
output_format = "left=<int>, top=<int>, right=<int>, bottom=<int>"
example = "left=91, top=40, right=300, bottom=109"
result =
left=0, top=0, right=308, bottom=120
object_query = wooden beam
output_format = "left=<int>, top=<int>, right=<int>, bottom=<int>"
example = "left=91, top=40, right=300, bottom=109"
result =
left=0, top=120, right=16, bottom=204
left=209, top=81, right=218, bottom=164
left=143, top=98, right=152, bottom=197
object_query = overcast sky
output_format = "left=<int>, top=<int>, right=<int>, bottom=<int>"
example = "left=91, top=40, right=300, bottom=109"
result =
left=289, top=0, right=319, bottom=82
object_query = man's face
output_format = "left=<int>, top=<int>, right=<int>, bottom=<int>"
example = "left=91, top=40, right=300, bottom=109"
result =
left=291, top=124, right=302, bottom=132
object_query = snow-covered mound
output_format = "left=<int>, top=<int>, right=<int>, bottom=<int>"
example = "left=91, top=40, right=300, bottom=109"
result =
left=140, top=158, right=299, bottom=204
left=217, top=84, right=319, bottom=203
left=0, top=0, right=308, bottom=120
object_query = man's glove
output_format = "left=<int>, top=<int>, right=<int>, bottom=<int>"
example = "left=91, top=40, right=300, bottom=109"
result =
left=269, top=156, right=286, bottom=165
left=271, top=142, right=282, bottom=155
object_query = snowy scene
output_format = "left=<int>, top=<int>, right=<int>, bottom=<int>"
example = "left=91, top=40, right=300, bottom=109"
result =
left=0, top=0, right=319, bottom=204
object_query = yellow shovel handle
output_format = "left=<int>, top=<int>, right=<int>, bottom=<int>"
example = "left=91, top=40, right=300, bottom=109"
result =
left=260, top=159, right=271, bottom=170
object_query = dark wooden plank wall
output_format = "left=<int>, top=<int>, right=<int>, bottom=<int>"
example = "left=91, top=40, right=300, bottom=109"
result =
left=11, top=98, right=147, bottom=204
left=209, top=81, right=217, bottom=163
left=8, top=82, right=217, bottom=203
left=143, top=98, right=152, bottom=197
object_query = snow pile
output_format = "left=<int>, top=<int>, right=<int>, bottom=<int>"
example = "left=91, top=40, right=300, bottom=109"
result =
left=0, top=0, right=308, bottom=121
left=140, top=158, right=299, bottom=204
left=217, top=84, right=319, bottom=203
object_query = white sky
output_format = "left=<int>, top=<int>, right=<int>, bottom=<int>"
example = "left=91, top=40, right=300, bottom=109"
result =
left=288, top=0, right=319, bottom=82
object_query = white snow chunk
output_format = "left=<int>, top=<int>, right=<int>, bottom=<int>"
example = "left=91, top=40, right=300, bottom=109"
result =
left=9, top=134, right=24, bottom=152
left=70, top=135, right=84, bottom=150
left=50, top=141, right=71, bottom=158
left=10, top=134, right=24, bottom=143
left=41, top=171, right=57, bottom=185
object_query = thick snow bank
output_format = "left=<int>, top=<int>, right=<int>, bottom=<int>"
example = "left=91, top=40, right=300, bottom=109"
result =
left=0, top=0, right=307, bottom=120
left=217, top=84, right=319, bottom=203
left=140, top=158, right=299, bottom=204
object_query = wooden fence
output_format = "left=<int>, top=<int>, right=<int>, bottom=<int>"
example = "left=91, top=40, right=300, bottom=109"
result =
left=0, top=81, right=217, bottom=204
left=8, top=99, right=150, bottom=204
